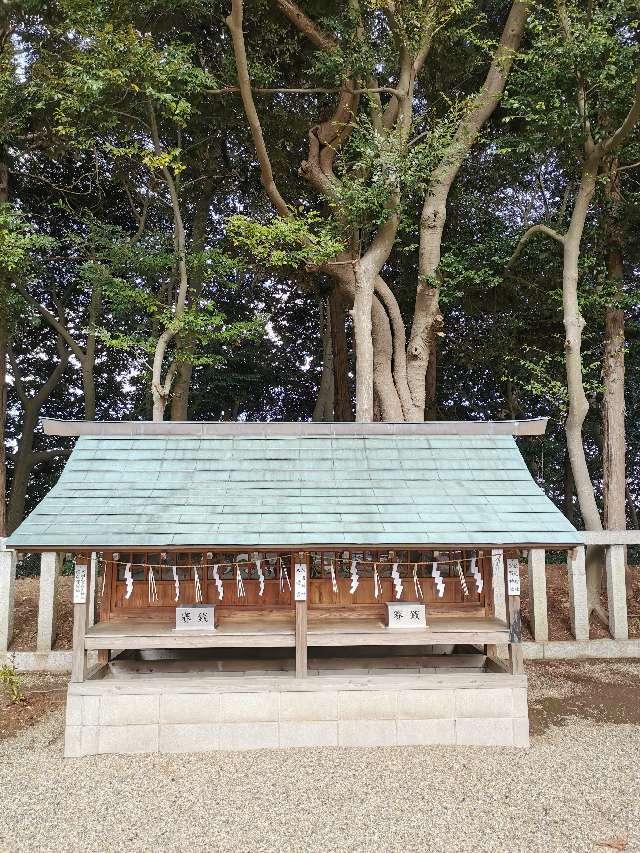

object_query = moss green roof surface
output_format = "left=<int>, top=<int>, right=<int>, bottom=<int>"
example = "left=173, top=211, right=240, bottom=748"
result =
left=6, top=433, right=582, bottom=549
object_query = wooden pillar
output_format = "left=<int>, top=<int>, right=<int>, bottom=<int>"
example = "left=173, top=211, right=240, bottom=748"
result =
left=504, top=555, right=524, bottom=675
left=294, top=552, right=308, bottom=678
left=37, top=552, right=62, bottom=652
left=71, top=558, right=92, bottom=683
left=487, top=547, right=507, bottom=658
left=0, top=545, right=17, bottom=652
left=606, top=544, right=629, bottom=640
left=527, top=548, right=548, bottom=642
left=567, top=545, right=589, bottom=640
left=88, top=552, right=98, bottom=628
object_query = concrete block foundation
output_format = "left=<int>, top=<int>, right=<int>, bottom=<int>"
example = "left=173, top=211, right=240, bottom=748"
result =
left=64, top=672, right=529, bottom=756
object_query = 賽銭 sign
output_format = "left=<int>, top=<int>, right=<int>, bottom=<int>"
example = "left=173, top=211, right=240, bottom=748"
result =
left=507, top=559, right=521, bottom=596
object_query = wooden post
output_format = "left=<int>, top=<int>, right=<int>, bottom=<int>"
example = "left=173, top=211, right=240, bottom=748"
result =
left=504, top=554, right=524, bottom=675
left=88, top=552, right=98, bottom=628
left=0, top=545, right=17, bottom=652
left=567, top=545, right=589, bottom=640
left=294, top=551, right=308, bottom=678
left=37, top=552, right=61, bottom=652
left=527, top=548, right=548, bottom=642
left=71, top=559, right=92, bottom=683
left=487, top=547, right=507, bottom=658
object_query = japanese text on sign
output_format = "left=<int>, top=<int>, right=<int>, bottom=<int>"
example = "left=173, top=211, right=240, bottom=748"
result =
left=294, top=563, right=307, bottom=601
left=507, top=559, right=521, bottom=596
left=73, top=563, right=88, bottom=604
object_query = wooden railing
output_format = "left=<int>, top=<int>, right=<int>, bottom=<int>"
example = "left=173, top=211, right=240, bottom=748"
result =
left=0, top=537, right=638, bottom=669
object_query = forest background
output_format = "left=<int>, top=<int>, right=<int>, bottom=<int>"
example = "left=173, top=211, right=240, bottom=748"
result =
left=1, top=1, right=639, bottom=605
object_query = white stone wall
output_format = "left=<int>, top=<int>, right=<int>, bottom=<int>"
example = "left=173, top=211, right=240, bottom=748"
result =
left=64, top=679, right=529, bottom=756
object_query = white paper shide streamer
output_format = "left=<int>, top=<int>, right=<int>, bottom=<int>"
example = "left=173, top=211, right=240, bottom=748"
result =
left=391, top=562, right=403, bottom=600
left=456, top=561, right=469, bottom=597
left=212, top=564, right=224, bottom=600
left=236, top=565, right=246, bottom=598
left=172, top=565, right=180, bottom=602
left=148, top=565, right=158, bottom=603
left=470, top=556, right=483, bottom=593
left=349, top=559, right=359, bottom=594
left=373, top=563, right=382, bottom=599
left=330, top=561, right=338, bottom=594
left=413, top=563, right=424, bottom=600
left=432, top=561, right=445, bottom=598
left=256, top=559, right=265, bottom=597
left=279, top=559, right=292, bottom=593
left=193, top=566, right=203, bottom=603
left=124, top=563, right=133, bottom=600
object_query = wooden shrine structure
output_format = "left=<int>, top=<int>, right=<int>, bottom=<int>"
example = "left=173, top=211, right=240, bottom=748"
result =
left=7, top=418, right=583, bottom=753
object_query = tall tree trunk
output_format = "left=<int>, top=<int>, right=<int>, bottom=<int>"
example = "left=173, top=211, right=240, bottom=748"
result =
left=329, top=289, right=352, bottom=421
left=312, top=298, right=334, bottom=421
left=602, top=162, right=626, bottom=531
left=564, top=446, right=576, bottom=526
left=424, top=337, right=437, bottom=420
left=0, top=151, right=8, bottom=538
left=7, top=405, right=39, bottom=533
left=562, top=158, right=604, bottom=614
left=352, top=265, right=375, bottom=422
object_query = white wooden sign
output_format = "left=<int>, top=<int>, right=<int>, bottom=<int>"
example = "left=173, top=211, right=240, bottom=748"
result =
left=386, top=602, right=427, bottom=630
left=294, top=562, right=307, bottom=601
left=507, top=559, right=521, bottom=596
left=73, top=563, right=88, bottom=604
left=175, top=604, right=215, bottom=631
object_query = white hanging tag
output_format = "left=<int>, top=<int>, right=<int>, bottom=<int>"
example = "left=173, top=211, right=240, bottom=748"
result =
left=148, top=565, right=158, bottom=603
left=391, top=562, right=403, bottom=599
left=349, top=559, right=359, bottom=594
left=194, top=566, right=203, bottom=603
left=413, top=564, right=424, bottom=600
left=236, top=565, right=246, bottom=598
left=213, top=564, right=224, bottom=600
left=432, top=561, right=444, bottom=599
left=373, top=563, right=381, bottom=599
left=172, top=565, right=180, bottom=602
left=330, top=561, right=338, bottom=594
left=256, top=559, right=265, bottom=597
left=101, top=566, right=106, bottom=598
left=456, top=560, right=469, bottom=597
left=124, top=563, right=133, bottom=600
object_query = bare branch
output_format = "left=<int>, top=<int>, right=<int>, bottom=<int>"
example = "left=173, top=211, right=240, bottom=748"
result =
left=506, top=223, right=565, bottom=269
left=226, top=0, right=291, bottom=217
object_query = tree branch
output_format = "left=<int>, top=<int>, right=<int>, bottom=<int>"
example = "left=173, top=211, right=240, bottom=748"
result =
left=226, top=0, right=291, bottom=217
left=604, top=73, right=640, bottom=155
left=506, top=223, right=565, bottom=269
left=274, top=0, right=338, bottom=50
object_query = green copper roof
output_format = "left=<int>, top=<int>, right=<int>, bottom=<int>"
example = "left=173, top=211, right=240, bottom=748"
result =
left=6, top=432, right=582, bottom=549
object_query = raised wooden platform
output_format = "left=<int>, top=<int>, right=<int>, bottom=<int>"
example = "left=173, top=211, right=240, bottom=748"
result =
left=85, top=612, right=509, bottom=650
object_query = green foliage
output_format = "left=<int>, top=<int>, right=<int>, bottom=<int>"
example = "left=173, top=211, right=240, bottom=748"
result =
left=226, top=211, right=343, bottom=269
left=0, top=205, right=55, bottom=273
left=0, top=663, right=24, bottom=704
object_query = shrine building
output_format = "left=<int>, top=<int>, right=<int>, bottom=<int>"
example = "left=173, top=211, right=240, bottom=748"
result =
left=6, top=418, right=582, bottom=754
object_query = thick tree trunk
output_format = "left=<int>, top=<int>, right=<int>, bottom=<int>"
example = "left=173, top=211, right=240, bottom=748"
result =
left=7, top=405, right=38, bottom=533
left=602, top=166, right=626, bottom=531
left=312, top=298, right=334, bottom=421
left=352, top=265, right=375, bottom=422
left=425, top=337, right=437, bottom=419
left=328, top=289, right=352, bottom=421
left=564, top=446, right=575, bottom=526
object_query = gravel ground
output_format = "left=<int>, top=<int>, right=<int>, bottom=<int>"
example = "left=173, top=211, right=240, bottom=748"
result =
left=0, top=664, right=639, bottom=853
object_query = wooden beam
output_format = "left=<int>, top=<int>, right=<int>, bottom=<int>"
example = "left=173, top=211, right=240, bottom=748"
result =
left=43, top=417, right=549, bottom=438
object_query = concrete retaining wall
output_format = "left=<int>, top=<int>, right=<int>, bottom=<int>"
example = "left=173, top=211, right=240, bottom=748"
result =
left=64, top=674, right=529, bottom=755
